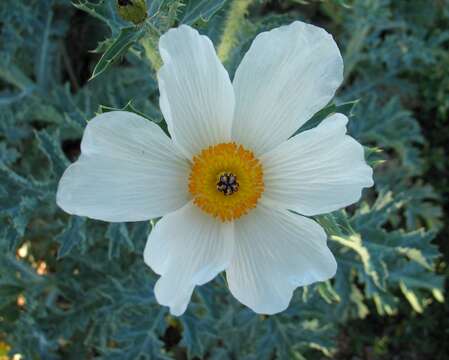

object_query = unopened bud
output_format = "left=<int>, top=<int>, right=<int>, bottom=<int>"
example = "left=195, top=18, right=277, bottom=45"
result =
left=117, top=0, right=147, bottom=25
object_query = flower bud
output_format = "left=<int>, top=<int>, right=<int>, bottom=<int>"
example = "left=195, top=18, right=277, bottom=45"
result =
left=117, top=0, right=147, bottom=25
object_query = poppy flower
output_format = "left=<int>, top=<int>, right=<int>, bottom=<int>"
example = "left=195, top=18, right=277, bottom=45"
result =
left=57, top=22, right=373, bottom=315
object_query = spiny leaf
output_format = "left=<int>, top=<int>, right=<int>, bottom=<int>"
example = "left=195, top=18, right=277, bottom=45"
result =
left=98, top=101, right=169, bottom=135
left=106, top=223, right=134, bottom=259
left=293, top=99, right=360, bottom=135
left=56, top=216, right=87, bottom=258
left=35, top=129, right=69, bottom=178
left=98, top=100, right=152, bottom=120
left=181, top=0, right=227, bottom=24
left=90, top=26, right=143, bottom=80
left=73, top=0, right=126, bottom=32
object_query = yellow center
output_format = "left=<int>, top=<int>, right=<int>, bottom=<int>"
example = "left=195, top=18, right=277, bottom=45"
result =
left=189, top=142, right=264, bottom=222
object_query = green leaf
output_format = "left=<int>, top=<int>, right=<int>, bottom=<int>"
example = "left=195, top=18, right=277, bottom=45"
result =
left=106, top=223, right=134, bottom=259
left=293, top=99, right=359, bottom=136
left=317, top=281, right=341, bottom=304
left=0, top=144, right=19, bottom=166
left=36, top=9, right=53, bottom=90
left=181, top=0, right=227, bottom=24
left=0, top=59, right=35, bottom=89
left=1, top=223, right=21, bottom=251
left=90, top=26, right=143, bottom=80
left=389, top=263, right=444, bottom=292
left=73, top=0, right=126, bottom=32
left=0, top=60, right=35, bottom=105
left=35, top=129, right=69, bottom=178
left=98, top=101, right=169, bottom=135
left=98, top=100, right=152, bottom=120
left=56, top=216, right=87, bottom=258
left=180, top=313, right=214, bottom=358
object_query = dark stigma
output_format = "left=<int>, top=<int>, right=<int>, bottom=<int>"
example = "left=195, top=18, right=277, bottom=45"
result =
left=217, top=173, right=239, bottom=196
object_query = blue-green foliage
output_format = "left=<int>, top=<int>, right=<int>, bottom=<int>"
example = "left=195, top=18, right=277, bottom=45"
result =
left=0, top=0, right=446, bottom=358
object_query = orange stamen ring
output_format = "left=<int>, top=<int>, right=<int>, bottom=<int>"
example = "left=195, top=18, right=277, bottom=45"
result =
left=188, top=142, right=264, bottom=222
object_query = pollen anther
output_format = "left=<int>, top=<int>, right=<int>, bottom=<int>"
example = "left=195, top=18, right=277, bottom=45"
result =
left=188, top=142, right=264, bottom=222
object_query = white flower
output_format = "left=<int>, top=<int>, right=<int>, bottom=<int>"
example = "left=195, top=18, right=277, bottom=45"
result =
left=57, top=21, right=373, bottom=316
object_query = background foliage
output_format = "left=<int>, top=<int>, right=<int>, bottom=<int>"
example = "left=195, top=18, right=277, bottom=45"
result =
left=1, top=0, right=448, bottom=358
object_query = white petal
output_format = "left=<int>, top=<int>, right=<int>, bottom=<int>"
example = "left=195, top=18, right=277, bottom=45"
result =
left=227, top=204, right=336, bottom=315
left=261, top=113, right=373, bottom=216
left=158, top=25, right=235, bottom=159
left=144, top=202, right=234, bottom=315
left=57, top=111, right=190, bottom=222
left=232, top=20, right=343, bottom=156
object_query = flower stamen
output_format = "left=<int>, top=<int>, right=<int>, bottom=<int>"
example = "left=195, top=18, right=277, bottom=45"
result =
left=189, top=143, right=264, bottom=222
